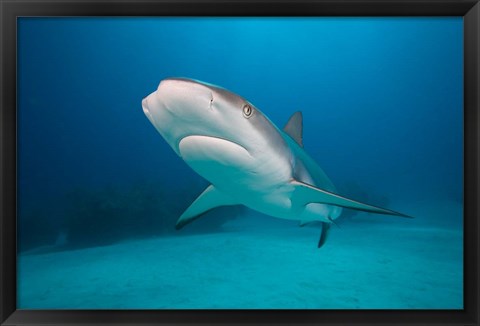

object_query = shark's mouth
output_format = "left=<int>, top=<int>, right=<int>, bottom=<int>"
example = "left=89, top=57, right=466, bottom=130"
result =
left=178, top=135, right=253, bottom=167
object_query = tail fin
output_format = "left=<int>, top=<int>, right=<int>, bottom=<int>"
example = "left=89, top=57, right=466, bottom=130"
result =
left=318, top=222, right=330, bottom=248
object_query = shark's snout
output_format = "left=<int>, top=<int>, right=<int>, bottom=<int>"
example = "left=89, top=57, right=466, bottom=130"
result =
left=142, top=98, right=149, bottom=114
left=142, top=97, right=154, bottom=124
left=157, top=78, right=213, bottom=111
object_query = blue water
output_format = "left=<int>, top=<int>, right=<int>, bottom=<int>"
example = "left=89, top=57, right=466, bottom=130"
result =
left=17, top=17, right=463, bottom=309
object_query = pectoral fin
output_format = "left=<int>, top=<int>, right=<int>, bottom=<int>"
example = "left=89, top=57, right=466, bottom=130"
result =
left=291, top=180, right=412, bottom=218
left=299, top=220, right=309, bottom=227
left=176, top=185, right=238, bottom=229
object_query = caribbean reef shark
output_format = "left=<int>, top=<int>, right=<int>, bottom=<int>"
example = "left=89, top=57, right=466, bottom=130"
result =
left=142, top=78, right=411, bottom=248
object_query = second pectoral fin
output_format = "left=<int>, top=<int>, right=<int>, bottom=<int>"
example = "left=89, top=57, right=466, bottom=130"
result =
left=290, top=180, right=412, bottom=218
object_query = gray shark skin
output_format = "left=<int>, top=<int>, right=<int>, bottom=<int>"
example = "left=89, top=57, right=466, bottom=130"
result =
left=142, top=78, right=411, bottom=247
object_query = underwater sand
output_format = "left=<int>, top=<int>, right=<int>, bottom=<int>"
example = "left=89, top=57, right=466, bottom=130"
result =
left=18, top=200, right=463, bottom=309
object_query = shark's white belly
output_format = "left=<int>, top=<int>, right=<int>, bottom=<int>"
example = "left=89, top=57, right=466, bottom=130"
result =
left=178, top=135, right=334, bottom=223
left=179, top=135, right=291, bottom=191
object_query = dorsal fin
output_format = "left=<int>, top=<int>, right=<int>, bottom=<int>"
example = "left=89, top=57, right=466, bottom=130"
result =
left=283, top=111, right=303, bottom=147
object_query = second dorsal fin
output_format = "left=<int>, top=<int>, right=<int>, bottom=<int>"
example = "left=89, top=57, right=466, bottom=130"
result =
left=283, top=111, right=303, bottom=147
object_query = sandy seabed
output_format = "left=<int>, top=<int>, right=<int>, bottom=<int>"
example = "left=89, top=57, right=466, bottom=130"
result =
left=18, top=200, right=463, bottom=309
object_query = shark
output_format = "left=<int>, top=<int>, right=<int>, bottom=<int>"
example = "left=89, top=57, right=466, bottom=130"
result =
left=142, top=78, right=411, bottom=247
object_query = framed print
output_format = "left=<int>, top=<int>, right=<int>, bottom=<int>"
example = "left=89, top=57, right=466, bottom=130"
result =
left=1, top=0, right=479, bottom=325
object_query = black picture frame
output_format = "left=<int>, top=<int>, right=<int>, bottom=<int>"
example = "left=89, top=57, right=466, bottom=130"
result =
left=1, top=0, right=479, bottom=325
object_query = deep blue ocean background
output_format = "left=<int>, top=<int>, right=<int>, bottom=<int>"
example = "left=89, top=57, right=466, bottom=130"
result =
left=17, top=17, right=463, bottom=309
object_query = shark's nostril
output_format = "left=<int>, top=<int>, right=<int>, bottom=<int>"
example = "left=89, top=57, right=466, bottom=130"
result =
left=209, top=92, right=214, bottom=110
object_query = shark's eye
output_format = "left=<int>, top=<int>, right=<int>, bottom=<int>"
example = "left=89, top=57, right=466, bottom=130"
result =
left=243, top=104, right=253, bottom=118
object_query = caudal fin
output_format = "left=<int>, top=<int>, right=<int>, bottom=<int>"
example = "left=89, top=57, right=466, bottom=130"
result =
left=318, top=222, right=330, bottom=248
